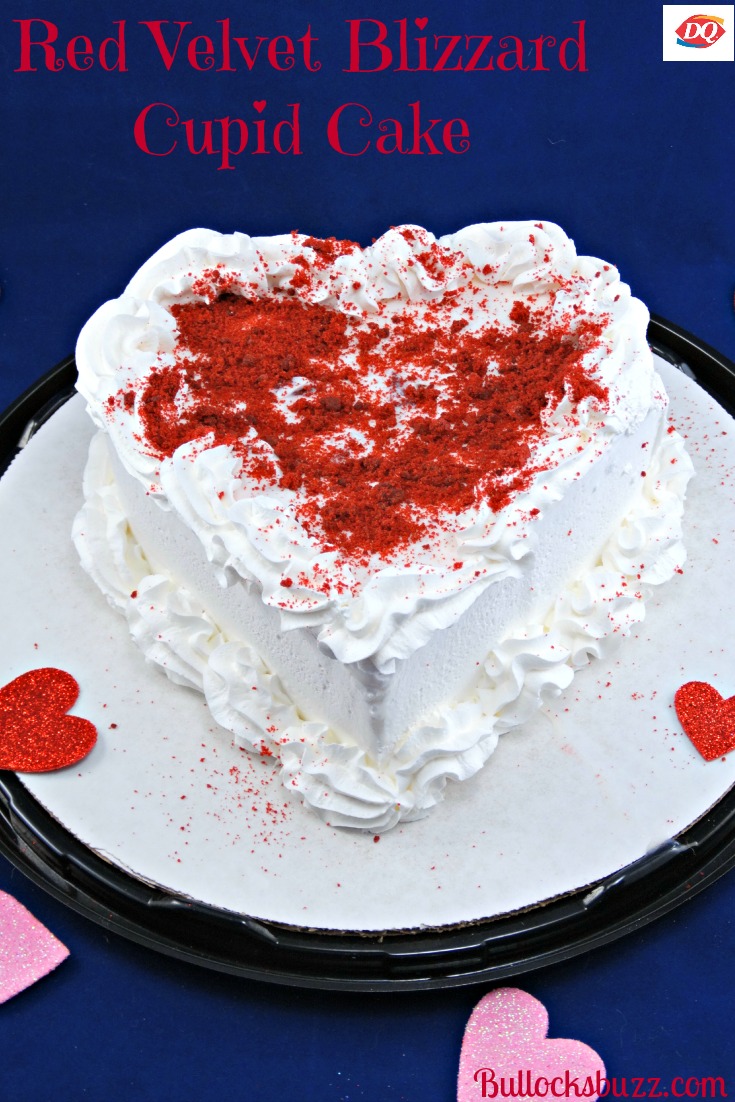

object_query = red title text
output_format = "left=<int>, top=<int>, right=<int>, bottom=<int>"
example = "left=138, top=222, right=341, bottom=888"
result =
left=12, top=16, right=588, bottom=166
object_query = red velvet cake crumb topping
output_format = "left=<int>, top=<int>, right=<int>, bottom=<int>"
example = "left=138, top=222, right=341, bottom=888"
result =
left=128, top=252, right=609, bottom=563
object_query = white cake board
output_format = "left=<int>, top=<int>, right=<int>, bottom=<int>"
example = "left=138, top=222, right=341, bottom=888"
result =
left=0, top=359, right=733, bottom=932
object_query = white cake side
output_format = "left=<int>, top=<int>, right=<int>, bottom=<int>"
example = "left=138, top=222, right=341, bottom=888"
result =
left=102, top=401, right=664, bottom=755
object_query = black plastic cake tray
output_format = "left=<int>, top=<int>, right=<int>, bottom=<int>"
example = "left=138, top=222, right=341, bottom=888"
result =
left=0, top=314, right=734, bottom=992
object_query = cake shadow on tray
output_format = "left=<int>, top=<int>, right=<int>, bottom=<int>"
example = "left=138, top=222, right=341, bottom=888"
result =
left=1, top=224, right=735, bottom=979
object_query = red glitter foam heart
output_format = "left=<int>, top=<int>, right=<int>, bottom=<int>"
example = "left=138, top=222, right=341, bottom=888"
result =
left=0, top=669, right=97, bottom=772
left=674, top=681, right=735, bottom=762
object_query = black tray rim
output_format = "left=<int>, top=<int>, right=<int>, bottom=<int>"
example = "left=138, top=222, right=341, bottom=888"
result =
left=1, top=314, right=734, bottom=993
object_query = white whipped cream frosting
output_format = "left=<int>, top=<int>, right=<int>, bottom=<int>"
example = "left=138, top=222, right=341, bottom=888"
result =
left=76, top=222, right=666, bottom=671
left=73, top=221, right=693, bottom=829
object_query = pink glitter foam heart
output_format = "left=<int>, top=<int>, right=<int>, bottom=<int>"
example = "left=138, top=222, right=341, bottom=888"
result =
left=0, top=891, right=69, bottom=1002
left=457, top=988, right=606, bottom=1102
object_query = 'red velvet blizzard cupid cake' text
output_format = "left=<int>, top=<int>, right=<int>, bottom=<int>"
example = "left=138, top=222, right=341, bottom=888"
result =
left=73, top=221, right=693, bottom=830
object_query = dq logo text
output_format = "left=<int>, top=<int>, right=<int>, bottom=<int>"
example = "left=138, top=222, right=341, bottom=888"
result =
left=676, top=12, right=727, bottom=46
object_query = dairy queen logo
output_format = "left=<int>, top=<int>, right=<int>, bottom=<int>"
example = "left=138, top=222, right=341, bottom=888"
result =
left=675, top=12, right=727, bottom=45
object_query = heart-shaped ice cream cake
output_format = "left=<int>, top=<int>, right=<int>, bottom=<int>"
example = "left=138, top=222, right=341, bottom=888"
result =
left=74, top=221, right=692, bottom=830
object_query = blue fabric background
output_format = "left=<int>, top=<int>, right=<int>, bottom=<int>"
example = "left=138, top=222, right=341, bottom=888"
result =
left=1, top=2, right=734, bottom=1098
